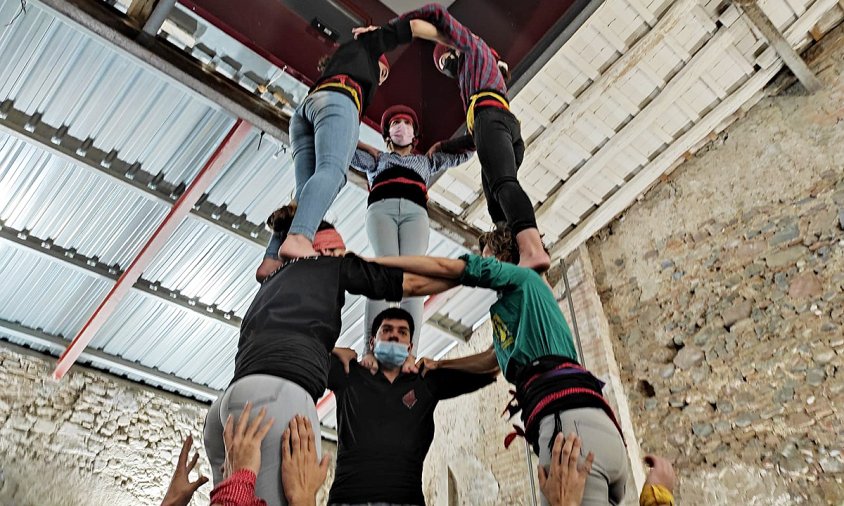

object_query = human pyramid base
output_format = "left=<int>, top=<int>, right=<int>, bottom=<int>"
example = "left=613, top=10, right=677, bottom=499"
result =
left=160, top=5, right=676, bottom=506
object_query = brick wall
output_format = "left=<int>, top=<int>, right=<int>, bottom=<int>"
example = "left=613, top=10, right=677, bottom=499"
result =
left=0, top=344, right=338, bottom=505
left=585, top=25, right=844, bottom=506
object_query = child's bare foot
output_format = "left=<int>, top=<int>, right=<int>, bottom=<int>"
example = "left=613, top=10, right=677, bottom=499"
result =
left=255, top=258, right=283, bottom=282
left=516, top=228, right=551, bottom=272
left=278, top=233, right=317, bottom=259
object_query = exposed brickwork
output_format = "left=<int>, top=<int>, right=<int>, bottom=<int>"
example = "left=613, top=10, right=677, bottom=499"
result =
left=0, top=345, right=338, bottom=505
left=586, top=26, right=844, bottom=506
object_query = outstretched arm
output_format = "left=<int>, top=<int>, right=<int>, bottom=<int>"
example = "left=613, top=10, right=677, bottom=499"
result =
left=432, top=347, right=499, bottom=375
left=402, top=272, right=459, bottom=297
left=373, top=255, right=467, bottom=280
left=409, top=19, right=452, bottom=46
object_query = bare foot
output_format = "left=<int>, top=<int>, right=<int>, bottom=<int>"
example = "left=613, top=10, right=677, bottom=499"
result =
left=255, top=258, right=283, bottom=282
left=518, top=250, right=551, bottom=272
left=278, top=233, right=317, bottom=259
left=516, top=228, right=551, bottom=272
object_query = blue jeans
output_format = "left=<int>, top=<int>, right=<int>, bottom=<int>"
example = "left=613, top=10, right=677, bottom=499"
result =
left=289, top=90, right=360, bottom=240
left=363, top=198, right=429, bottom=351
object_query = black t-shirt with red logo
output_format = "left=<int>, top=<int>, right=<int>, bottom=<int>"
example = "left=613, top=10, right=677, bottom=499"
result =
left=326, top=357, right=495, bottom=505
left=232, top=254, right=403, bottom=401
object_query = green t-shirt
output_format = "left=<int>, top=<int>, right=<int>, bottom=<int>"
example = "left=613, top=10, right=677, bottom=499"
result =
left=459, top=254, right=578, bottom=381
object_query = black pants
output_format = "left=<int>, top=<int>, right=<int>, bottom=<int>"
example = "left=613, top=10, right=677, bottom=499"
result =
left=473, top=106, right=537, bottom=234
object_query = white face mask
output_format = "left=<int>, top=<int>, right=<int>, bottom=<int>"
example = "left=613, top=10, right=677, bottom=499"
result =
left=389, top=122, right=415, bottom=148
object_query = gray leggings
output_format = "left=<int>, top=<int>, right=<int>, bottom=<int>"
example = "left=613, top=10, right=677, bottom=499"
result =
left=203, top=375, right=322, bottom=506
left=537, top=407, right=628, bottom=506
left=363, top=198, right=429, bottom=351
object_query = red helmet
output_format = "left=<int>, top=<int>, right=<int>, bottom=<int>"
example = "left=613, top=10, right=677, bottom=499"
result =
left=380, top=104, right=419, bottom=139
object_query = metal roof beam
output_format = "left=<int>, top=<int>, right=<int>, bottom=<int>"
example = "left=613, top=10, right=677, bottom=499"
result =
left=0, top=221, right=242, bottom=327
left=734, top=0, right=823, bottom=93
left=33, top=0, right=291, bottom=143
left=29, top=0, right=482, bottom=250
left=0, top=100, right=271, bottom=247
left=53, top=120, right=252, bottom=379
left=0, top=318, right=220, bottom=401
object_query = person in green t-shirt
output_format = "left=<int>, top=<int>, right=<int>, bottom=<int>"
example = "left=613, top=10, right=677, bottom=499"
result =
left=370, top=226, right=628, bottom=506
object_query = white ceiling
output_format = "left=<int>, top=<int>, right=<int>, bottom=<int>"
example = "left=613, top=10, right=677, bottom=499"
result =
left=427, top=0, right=844, bottom=260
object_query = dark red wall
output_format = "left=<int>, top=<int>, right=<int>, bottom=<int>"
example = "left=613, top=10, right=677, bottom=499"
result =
left=179, top=0, right=582, bottom=147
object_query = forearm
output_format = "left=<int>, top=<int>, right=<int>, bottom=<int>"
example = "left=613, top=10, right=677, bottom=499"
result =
left=409, top=19, right=452, bottom=46
left=376, top=255, right=466, bottom=279
left=403, top=273, right=458, bottom=297
left=438, top=348, right=499, bottom=374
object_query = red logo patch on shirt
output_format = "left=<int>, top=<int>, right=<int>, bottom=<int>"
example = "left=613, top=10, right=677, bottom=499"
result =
left=402, top=389, right=417, bottom=409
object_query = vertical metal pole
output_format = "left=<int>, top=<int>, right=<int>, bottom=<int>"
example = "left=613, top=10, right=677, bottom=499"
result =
left=561, top=258, right=585, bottom=363
left=524, top=440, right=539, bottom=506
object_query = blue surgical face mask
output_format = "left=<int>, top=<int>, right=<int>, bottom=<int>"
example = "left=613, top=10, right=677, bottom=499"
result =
left=374, top=340, right=409, bottom=369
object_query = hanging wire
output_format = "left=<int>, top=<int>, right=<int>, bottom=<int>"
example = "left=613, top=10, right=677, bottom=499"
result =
left=524, top=440, right=539, bottom=506
left=561, top=257, right=585, bottom=364
left=3, top=0, right=27, bottom=29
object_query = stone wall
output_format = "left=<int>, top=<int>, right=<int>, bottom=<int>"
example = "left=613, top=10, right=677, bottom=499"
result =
left=585, top=26, right=844, bottom=505
left=0, top=344, right=338, bottom=506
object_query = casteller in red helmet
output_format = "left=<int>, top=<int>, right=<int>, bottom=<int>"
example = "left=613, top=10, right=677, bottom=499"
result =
left=396, top=3, right=551, bottom=273
left=380, top=104, right=420, bottom=148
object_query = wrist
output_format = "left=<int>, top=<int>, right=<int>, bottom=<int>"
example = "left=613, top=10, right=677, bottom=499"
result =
left=287, top=495, right=316, bottom=506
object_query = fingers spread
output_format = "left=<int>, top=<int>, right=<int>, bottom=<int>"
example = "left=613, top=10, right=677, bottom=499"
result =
left=550, top=432, right=564, bottom=467
left=236, top=402, right=253, bottom=438
left=281, top=428, right=291, bottom=459
left=247, top=406, right=267, bottom=439
left=582, top=451, right=595, bottom=475
left=177, top=435, right=192, bottom=468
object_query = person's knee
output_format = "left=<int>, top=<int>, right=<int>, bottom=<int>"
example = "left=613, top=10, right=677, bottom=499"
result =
left=488, top=175, right=521, bottom=198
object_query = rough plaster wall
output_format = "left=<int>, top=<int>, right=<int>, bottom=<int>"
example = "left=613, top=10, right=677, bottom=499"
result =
left=0, top=345, right=338, bottom=506
left=423, top=319, right=535, bottom=506
left=0, top=345, right=213, bottom=506
left=585, top=27, right=844, bottom=506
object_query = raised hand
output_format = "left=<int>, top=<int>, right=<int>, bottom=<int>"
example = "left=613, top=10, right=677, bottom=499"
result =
left=426, top=141, right=443, bottom=157
left=537, top=433, right=594, bottom=506
left=360, top=352, right=379, bottom=375
left=416, top=356, right=440, bottom=376
left=222, top=402, right=275, bottom=477
left=401, top=353, right=419, bottom=374
left=352, top=26, right=380, bottom=39
left=281, top=415, right=330, bottom=506
left=332, top=347, right=358, bottom=374
left=161, top=435, right=209, bottom=506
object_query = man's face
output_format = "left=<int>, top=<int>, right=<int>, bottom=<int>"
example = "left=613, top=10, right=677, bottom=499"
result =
left=373, top=318, right=412, bottom=349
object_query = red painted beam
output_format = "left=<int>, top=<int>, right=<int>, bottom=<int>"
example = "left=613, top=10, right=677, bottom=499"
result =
left=52, top=119, right=252, bottom=380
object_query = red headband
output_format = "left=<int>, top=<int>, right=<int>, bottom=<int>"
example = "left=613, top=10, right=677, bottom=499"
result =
left=389, top=113, right=414, bottom=126
left=313, top=228, right=346, bottom=252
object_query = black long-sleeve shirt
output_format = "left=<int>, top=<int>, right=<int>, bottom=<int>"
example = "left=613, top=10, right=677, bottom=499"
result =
left=327, top=358, right=496, bottom=504
left=316, top=19, right=413, bottom=113
left=232, top=255, right=403, bottom=401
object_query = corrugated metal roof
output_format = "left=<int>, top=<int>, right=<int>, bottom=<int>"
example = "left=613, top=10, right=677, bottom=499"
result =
left=0, top=1, right=487, bottom=408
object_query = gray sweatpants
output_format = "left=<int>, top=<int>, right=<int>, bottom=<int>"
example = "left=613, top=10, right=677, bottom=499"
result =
left=203, top=375, right=322, bottom=506
left=537, top=407, right=627, bottom=506
left=363, top=198, right=429, bottom=351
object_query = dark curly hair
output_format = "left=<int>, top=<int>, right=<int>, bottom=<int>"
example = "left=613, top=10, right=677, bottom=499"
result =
left=478, top=226, right=520, bottom=264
